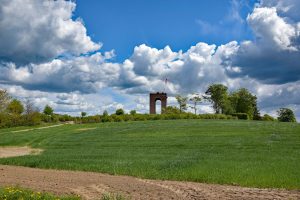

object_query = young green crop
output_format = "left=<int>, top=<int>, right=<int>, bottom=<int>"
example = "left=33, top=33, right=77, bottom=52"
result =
left=0, top=120, right=299, bottom=189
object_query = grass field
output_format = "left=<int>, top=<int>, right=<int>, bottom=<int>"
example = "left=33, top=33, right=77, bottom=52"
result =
left=0, top=120, right=299, bottom=189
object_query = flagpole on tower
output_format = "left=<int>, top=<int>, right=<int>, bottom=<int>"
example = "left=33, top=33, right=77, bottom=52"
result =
left=164, top=78, right=168, bottom=93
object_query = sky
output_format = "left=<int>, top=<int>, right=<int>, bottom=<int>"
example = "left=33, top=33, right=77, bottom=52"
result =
left=73, top=0, right=256, bottom=61
left=0, top=0, right=299, bottom=120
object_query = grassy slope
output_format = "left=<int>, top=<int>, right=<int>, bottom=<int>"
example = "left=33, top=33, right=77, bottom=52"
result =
left=0, top=120, right=299, bottom=189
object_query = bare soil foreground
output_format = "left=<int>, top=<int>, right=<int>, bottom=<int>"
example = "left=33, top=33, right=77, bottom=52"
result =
left=0, top=165, right=299, bottom=200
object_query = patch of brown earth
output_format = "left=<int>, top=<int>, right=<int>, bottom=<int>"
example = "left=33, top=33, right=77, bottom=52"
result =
left=11, top=124, right=64, bottom=133
left=0, top=165, right=299, bottom=200
left=0, top=147, right=43, bottom=158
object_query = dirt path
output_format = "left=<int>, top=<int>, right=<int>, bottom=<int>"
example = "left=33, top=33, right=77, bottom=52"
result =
left=0, top=146, right=42, bottom=158
left=0, top=165, right=299, bottom=200
left=11, top=124, right=64, bottom=133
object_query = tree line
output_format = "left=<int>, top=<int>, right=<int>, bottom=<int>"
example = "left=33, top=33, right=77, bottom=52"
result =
left=0, top=84, right=297, bottom=128
left=173, top=84, right=296, bottom=122
left=174, top=84, right=259, bottom=120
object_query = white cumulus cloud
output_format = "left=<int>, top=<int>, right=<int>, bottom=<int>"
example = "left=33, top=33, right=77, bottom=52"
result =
left=0, top=0, right=100, bottom=65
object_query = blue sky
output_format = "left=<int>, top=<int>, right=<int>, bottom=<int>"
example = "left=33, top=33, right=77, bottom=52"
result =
left=0, top=0, right=299, bottom=119
left=74, top=0, right=257, bottom=61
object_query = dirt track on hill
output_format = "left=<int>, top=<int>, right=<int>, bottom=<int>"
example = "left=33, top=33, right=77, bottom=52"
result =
left=0, top=165, right=299, bottom=200
left=0, top=147, right=43, bottom=158
left=11, top=124, right=64, bottom=133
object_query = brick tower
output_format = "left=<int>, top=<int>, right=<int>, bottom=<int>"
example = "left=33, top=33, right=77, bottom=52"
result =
left=149, top=92, right=167, bottom=114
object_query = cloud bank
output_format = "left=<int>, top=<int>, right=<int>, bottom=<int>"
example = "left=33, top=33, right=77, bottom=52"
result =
left=230, top=3, right=300, bottom=84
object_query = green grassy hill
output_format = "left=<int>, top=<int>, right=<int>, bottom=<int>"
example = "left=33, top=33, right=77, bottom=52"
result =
left=0, top=120, right=299, bottom=189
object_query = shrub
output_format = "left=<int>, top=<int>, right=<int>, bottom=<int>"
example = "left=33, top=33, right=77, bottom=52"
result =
left=151, top=114, right=163, bottom=120
left=162, top=114, right=181, bottom=120
left=198, top=114, right=237, bottom=120
left=232, top=113, right=249, bottom=120
left=41, top=113, right=52, bottom=123
left=119, top=114, right=133, bottom=121
left=81, top=115, right=101, bottom=123
left=7, top=114, right=24, bottom=127
left=111, top=114, right=124, bottom=122
left=51, top=115, right=59, bottom=123
left=163, top=106, right=181, bottom=114
left=227, top=115, right=238, bottom=120
left=58, top=114, right=73, bottom=122
left=0, top=113, right=10, bottom=128
left=132, top=114, right=147, bottom=121
left=101, top=115, right=113, bottom=122
left=23, top=112, right=42, bottom=126
left=262, top=114, right=276, bottom=121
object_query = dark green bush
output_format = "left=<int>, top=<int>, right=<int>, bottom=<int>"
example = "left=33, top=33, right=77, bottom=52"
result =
left=132, top=114, right=147, bottom=121
left=0, top=113, right=10, bottom=128
left=232, top=113, right=249, bottom=120
left=198, top=114, right=237, bottom=120
left=166, top=114, right=183, bottom=120
left=58, top=114, right=73, bottom=122
left=41, top=114, right=52, bottom=123
left=111, top=114, right=124, bottom=122
left=81, top=115, right=101, bottom=123
left=262, top=114, right=276, bottom=121
left=101, top=115, right=113, bottom=122
left=22, top=112, right=42, bottom=126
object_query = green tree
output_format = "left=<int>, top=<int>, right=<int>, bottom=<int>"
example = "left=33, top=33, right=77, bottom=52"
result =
left=103, top=110, right=108, bottom=116
left=189, top=94, right=202, bottom=114
left=277, top=108, right=296, bottom=122
left=222, top=98, right=235, bottom=115
left=116, top=108, right=125, bottom=115
left=175, top=95, right=188, bottom=113
left=7, top=99, right=24, bottom=115
left=229, top=88, right=258, bottom=119
left=6, top=99, right=24, bottom=126
left=81, top=112, right=87, bottom=118
left=205, top=84, right=228, bottom=114
left=0, top=89, right=11, bottom=113
left=130, top=110, right=137, bottom=115
left=43, top=105, right=54, bottom=116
